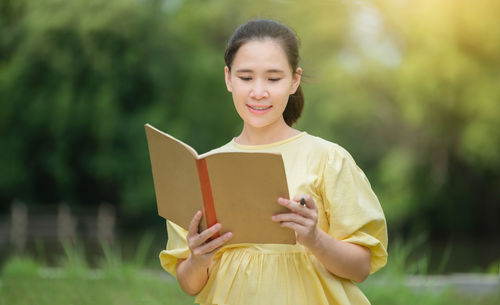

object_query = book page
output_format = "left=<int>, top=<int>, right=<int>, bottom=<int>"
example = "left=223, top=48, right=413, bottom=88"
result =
left=145, top=124, right=199, bottom=158
left=206, top=152, right=295, bottom=244
left=145, top=124, right=205, bottom=229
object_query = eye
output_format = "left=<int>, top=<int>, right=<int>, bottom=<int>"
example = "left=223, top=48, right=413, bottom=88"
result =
left=239, top=77, right=252, bottom=81
left=269, top=78, right=282, bottom=82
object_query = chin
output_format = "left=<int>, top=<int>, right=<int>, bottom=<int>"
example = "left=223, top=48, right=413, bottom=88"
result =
left=243, top=119, right=282, bottom=129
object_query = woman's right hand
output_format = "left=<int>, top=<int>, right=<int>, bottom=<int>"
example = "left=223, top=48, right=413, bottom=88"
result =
left=186, top=210, right=233, bottom=270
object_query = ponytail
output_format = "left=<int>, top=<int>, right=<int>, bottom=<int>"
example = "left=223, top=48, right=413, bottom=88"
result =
left=283, top=84, right=304, bottom=126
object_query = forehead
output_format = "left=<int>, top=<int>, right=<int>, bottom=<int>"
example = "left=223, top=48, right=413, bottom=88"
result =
left=232, top=39, right=291, bottom=71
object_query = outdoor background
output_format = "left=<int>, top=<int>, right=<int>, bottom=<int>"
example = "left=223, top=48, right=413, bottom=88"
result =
left=0, top=0, right=499, bottom=304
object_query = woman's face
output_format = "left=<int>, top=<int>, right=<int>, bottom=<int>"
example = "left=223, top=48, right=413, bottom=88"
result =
left=224, top=39, right=301, bottom=130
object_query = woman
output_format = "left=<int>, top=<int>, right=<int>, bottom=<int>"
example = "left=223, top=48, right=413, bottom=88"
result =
left=160, top=19, right=388, bottom=305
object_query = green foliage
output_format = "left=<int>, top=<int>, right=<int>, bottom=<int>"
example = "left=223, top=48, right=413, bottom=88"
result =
left=132, top=231, right=154, bottom=268
left=0, top=267, right=193, bottom=305
left=0, top=240, right=193, bottom=305
left=1, top=256, right=39, bottom=277
left=300, top=0, right=500, bottom=236
left=59, top=241, right=89, bottom=277
left=361, top=282, right=498, bottom=305
left=486, top=259, right=499, bottom=275
left=0, top=241, right=498, bottom=305
left=378, top=235, right=431, bottom=278
left=0, top=0, right=499, bottom=242
left=359, top=235, right=499, bottom=305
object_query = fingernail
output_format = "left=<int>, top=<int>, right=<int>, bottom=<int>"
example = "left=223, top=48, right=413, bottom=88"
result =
left=272, top=216, right=276, bottom=221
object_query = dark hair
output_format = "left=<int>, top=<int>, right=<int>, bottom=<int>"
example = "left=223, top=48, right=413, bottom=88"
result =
left=224, top=19, right=304, bottom=126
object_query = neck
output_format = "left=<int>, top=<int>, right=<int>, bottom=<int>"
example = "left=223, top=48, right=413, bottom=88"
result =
left=236, top=120, right=301, bottom=145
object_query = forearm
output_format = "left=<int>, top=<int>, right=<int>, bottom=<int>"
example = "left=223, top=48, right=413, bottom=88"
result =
left=308, top=229, right=371, bottom=283
left=176, top=256, right=209, bottom=296
left=175, top=212, right=233, bottom=296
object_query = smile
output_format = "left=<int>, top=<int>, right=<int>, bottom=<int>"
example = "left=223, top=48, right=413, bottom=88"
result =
left=246, top=104, right=272, bottom=114
left=247, top=105, right=272, bottom=110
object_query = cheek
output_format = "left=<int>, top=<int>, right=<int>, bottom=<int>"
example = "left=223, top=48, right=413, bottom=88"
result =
left=232, top=84, right=250, bottom=101
left=232, top=99, right=248, bottom=121
left=232, top=93, right=247, bottom=114
left=231, top=89, right=245, bottom=104
left=274, top=84, right=294, bottom=100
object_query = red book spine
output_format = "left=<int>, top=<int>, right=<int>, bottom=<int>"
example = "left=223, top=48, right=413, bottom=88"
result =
left=195, top=158, right=219, bottom=239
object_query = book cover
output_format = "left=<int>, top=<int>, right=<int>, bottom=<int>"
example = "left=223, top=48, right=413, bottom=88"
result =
left=145, top=124, right=295, bottom=245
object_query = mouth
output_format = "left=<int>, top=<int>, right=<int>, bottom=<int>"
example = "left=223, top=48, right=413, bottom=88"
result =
left=246, top=104, right=272, bottom=114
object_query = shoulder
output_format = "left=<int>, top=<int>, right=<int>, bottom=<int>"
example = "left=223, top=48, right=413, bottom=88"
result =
left=302, top=133, right=354, bottom=163
left=301, top=134, right=365, bottom=182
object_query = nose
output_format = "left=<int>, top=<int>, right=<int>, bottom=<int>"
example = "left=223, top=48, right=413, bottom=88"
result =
left=249, top=80, right=269, bottom=100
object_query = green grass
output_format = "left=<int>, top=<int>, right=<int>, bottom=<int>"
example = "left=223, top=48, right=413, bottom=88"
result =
left=360, top=275, right=498, bottom=305
left=359, top=237, right=499, bottom=305
left=0, top=237, right=498, bottom=305
left=0, top=255, right=195, bottom=305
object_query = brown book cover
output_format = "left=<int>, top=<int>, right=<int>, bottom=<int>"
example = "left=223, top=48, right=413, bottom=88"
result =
left=145, top=124, right=295, bottom=245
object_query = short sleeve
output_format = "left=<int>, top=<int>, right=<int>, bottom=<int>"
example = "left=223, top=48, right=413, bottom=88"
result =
left=159, top=220, right=190, bottom=277
left=321, top=145, right=388, bottom=274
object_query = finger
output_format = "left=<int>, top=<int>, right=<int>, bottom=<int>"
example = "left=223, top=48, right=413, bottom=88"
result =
left=292, top=194, right=317, bottom=211
left=277, top=197, right=314, bottom=218
left=279, top=221, right=304, bottom=233
left=187, top=210, right=203, bottom=238
left=196, top=232, right=233, bottom=256
left=272, top=213, right=311, bottom=227
left=191, top=223, right=222, bottom=248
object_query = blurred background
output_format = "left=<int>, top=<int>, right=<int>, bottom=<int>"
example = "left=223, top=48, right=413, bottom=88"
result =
left=0, top=0, right=499, bottom=301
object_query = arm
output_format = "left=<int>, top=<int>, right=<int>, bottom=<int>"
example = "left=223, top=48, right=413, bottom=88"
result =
left=176, top=210, right=233, bottom=296
left=272, top=195, right=371, bottom=283
left=305, top=228, right=371, bottom=283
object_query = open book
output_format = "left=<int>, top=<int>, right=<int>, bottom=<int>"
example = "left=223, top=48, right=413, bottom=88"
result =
left=145, top=124, right=295, bottom=245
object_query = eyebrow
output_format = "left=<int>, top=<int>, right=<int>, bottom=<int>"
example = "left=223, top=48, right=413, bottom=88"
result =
left=235, top=69, right=285, bottom=73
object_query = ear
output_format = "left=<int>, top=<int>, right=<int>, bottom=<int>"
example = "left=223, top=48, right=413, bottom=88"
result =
left=290, top=67, right=302, bottom=94
left=224, top=66, right=233, bottom=92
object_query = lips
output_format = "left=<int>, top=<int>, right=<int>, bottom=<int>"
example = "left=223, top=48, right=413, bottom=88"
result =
left=246, top=104, right=272, bottom=114
left=248, top=104, right=272, bottom=110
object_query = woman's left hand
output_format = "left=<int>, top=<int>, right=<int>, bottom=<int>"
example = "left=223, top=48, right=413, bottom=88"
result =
left=272, top=194, right=319, bottom=249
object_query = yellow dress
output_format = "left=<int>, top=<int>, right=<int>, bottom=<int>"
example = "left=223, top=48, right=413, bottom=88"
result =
left=160, top=132, right=388, bottom=305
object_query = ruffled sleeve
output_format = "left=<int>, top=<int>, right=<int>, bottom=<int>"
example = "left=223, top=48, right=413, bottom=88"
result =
left=159, top=220, right=190, bottom=277
left=321, top=145, right=388, bottom=274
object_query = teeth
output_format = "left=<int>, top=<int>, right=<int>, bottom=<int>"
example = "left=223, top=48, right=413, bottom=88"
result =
left=249, top=105, right=270, bottom=110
